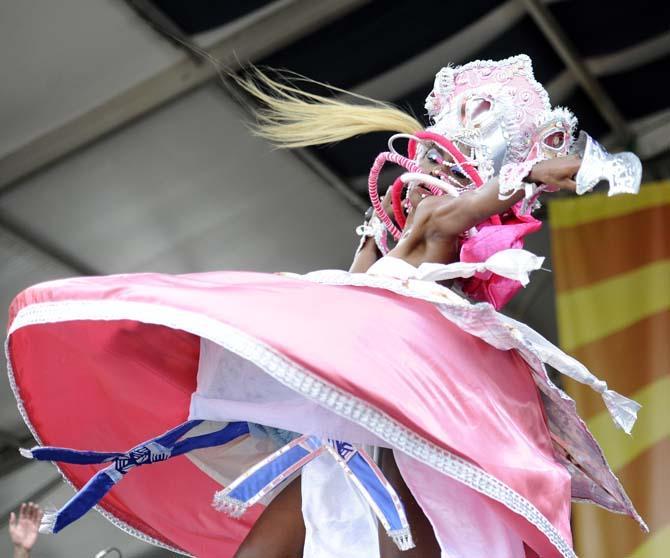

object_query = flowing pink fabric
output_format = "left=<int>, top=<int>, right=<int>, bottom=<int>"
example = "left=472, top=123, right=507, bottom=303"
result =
left=7, top=271, right=571, bottom=556
left=460, top=209, right=542, bottom=309
left=9, top=320, right=264, bottom=556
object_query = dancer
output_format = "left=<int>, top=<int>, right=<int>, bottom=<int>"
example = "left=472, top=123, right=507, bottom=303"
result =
left=6, top=56, right=644, bottom=558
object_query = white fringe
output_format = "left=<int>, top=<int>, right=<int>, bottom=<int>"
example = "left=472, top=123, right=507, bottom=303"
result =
left=602, top=389, right=641, bottom=435
left=389, top=528, right=415, bottom=551
left=212, top=492, right=248, bottom=518
left=19, top=447, right=34, bottom=459
left=39, top=510, right=58, bottom=534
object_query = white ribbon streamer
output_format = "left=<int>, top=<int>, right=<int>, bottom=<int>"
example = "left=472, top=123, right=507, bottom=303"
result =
left=413, top=249, right=544, bottom=286
left=500, top=315, right=641, bottom=434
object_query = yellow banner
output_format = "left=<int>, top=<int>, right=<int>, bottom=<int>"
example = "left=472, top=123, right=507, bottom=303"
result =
left=550, top=182, right=670, bottom=558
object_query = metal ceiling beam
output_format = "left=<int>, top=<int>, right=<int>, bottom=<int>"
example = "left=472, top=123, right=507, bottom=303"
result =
left=291, top=147, right=367, bottom=210
left=0, top=435, right=36, bottom=478
left=353, top=0, right=527, bottom=101
left=0, top=429, right=24, bottom=447
left=615, top=108, right=670, bottom=160
left=546, top=30, right=670, bottom=104
left=130, top=0, right=368, bottom=210
left=518, top=0, right=633, bottom=146
left=0, top=209, right=98, bottom=275
left=353, top=0, right=567, bottom=102
left=126, top=0, right=203, bottom=63
left=0, top=0, right=370, bottom=192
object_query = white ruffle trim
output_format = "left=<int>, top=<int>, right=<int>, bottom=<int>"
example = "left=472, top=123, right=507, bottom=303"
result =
left=413, top=249, right=544, bottom=287
left=19, top=447, right=34, bottom=459
left=38, top=509, right=58, bottom=534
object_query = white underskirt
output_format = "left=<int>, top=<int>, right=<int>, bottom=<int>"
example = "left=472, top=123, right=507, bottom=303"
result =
left=190, top=338, right=526, bottom=558
left=302, top=453, right=380, bottom=558
left=395, top=451, right=525, bottom=558
left=190, top=338, right=386, bottom=446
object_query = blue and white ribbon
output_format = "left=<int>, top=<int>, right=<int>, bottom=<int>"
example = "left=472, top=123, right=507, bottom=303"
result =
left=325, top=441, right=414, bottom=551
left=21, top=420, right=249, bottom=533
left=214, top=436, right=414, bottom=551
left=213, top=435, right=325, bottom=517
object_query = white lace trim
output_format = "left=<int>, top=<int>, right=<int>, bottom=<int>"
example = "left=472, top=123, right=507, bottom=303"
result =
left=427, top=54, right=551, bottom=119
left=354, top=214, right=389, bottom=256
left=571, top=131, right=642, bottom=196
left=7, top=300, right=575, bottom=558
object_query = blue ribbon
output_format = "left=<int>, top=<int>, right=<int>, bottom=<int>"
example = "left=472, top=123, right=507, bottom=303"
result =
left=22, top=420, right=249, bottom=533
left=214, top=435, right=414, bottom=550
left=213, top=435, right=323, bottom=516
left=327, top=443, right=413, bottom=549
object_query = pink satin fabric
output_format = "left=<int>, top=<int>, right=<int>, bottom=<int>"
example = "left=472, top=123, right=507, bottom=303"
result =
left=9, top=320, right=264, bottom=556
left=8, top=271, right=571, bottom=556
left=459, top=206, right=542, bottom=309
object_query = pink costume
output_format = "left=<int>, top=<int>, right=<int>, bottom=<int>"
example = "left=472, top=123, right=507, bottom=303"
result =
left=6, top=56, right=644, bottom=557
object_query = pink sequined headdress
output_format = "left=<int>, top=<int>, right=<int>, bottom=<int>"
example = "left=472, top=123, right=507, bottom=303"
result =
left=426, top=55, right=579, bottom=308
left=425, top=54, right=577, bottom=179
left=372, top=55, right=578, bottom=309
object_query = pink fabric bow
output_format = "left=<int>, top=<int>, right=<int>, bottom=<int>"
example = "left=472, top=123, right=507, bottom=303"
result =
left=459, top=205, right=542, bottom=309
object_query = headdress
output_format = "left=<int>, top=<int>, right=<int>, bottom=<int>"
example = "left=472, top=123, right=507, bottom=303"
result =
left=426, top=55, right=578, bottom=307
left=413, top=54, right=639, bottom=307
left=367, top=55, right=580, bottom=308
left=424, top=54, right=577, bottom=181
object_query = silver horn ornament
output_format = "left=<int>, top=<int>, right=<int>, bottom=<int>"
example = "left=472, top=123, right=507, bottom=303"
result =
left=571, top=131, right=642, bottom=196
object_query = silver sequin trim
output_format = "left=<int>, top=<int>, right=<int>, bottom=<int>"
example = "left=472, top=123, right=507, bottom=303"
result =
left=7, top=300, right=576, bottom=558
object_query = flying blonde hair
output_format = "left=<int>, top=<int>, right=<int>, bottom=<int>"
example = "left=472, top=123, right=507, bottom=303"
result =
left=233, top=68, right=424, bottom=148
left=123, top=25, right=420, bottom=149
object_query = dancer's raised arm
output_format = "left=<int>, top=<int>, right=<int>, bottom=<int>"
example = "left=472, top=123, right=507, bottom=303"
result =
left=427, top=156, right=582, bottom=237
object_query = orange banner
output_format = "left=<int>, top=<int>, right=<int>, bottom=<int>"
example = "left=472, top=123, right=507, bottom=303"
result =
left=550, top=181, right=670, bottom=558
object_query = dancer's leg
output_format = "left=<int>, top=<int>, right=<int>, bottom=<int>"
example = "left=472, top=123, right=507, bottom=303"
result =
left=378, top=448, right=441, bottom=558
left=234, top=476, right=305, bottom=558
left=234, top=449, right=440, bottom=558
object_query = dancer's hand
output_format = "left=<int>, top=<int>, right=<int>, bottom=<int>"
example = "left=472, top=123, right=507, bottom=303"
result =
left=9, top=502, right=42, bottom=557
left=528, top=156, right=582, bottom=192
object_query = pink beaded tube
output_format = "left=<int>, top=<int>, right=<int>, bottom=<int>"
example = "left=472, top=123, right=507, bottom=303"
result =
left=368, top=151, right=446, bottom=240
left=390, top=176, right=407, bottom=230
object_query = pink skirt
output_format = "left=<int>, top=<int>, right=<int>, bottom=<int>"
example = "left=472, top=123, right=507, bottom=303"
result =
left=6, top=264, right=642, bottom=557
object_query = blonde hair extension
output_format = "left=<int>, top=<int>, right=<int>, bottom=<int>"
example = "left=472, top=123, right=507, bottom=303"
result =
left=233, top=68, right=424, bottom=148
left=127, top=25, right=422, bottom=149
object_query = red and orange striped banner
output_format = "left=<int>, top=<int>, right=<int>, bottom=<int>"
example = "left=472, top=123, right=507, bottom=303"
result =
left=550, top=182, right=670, bottom=558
